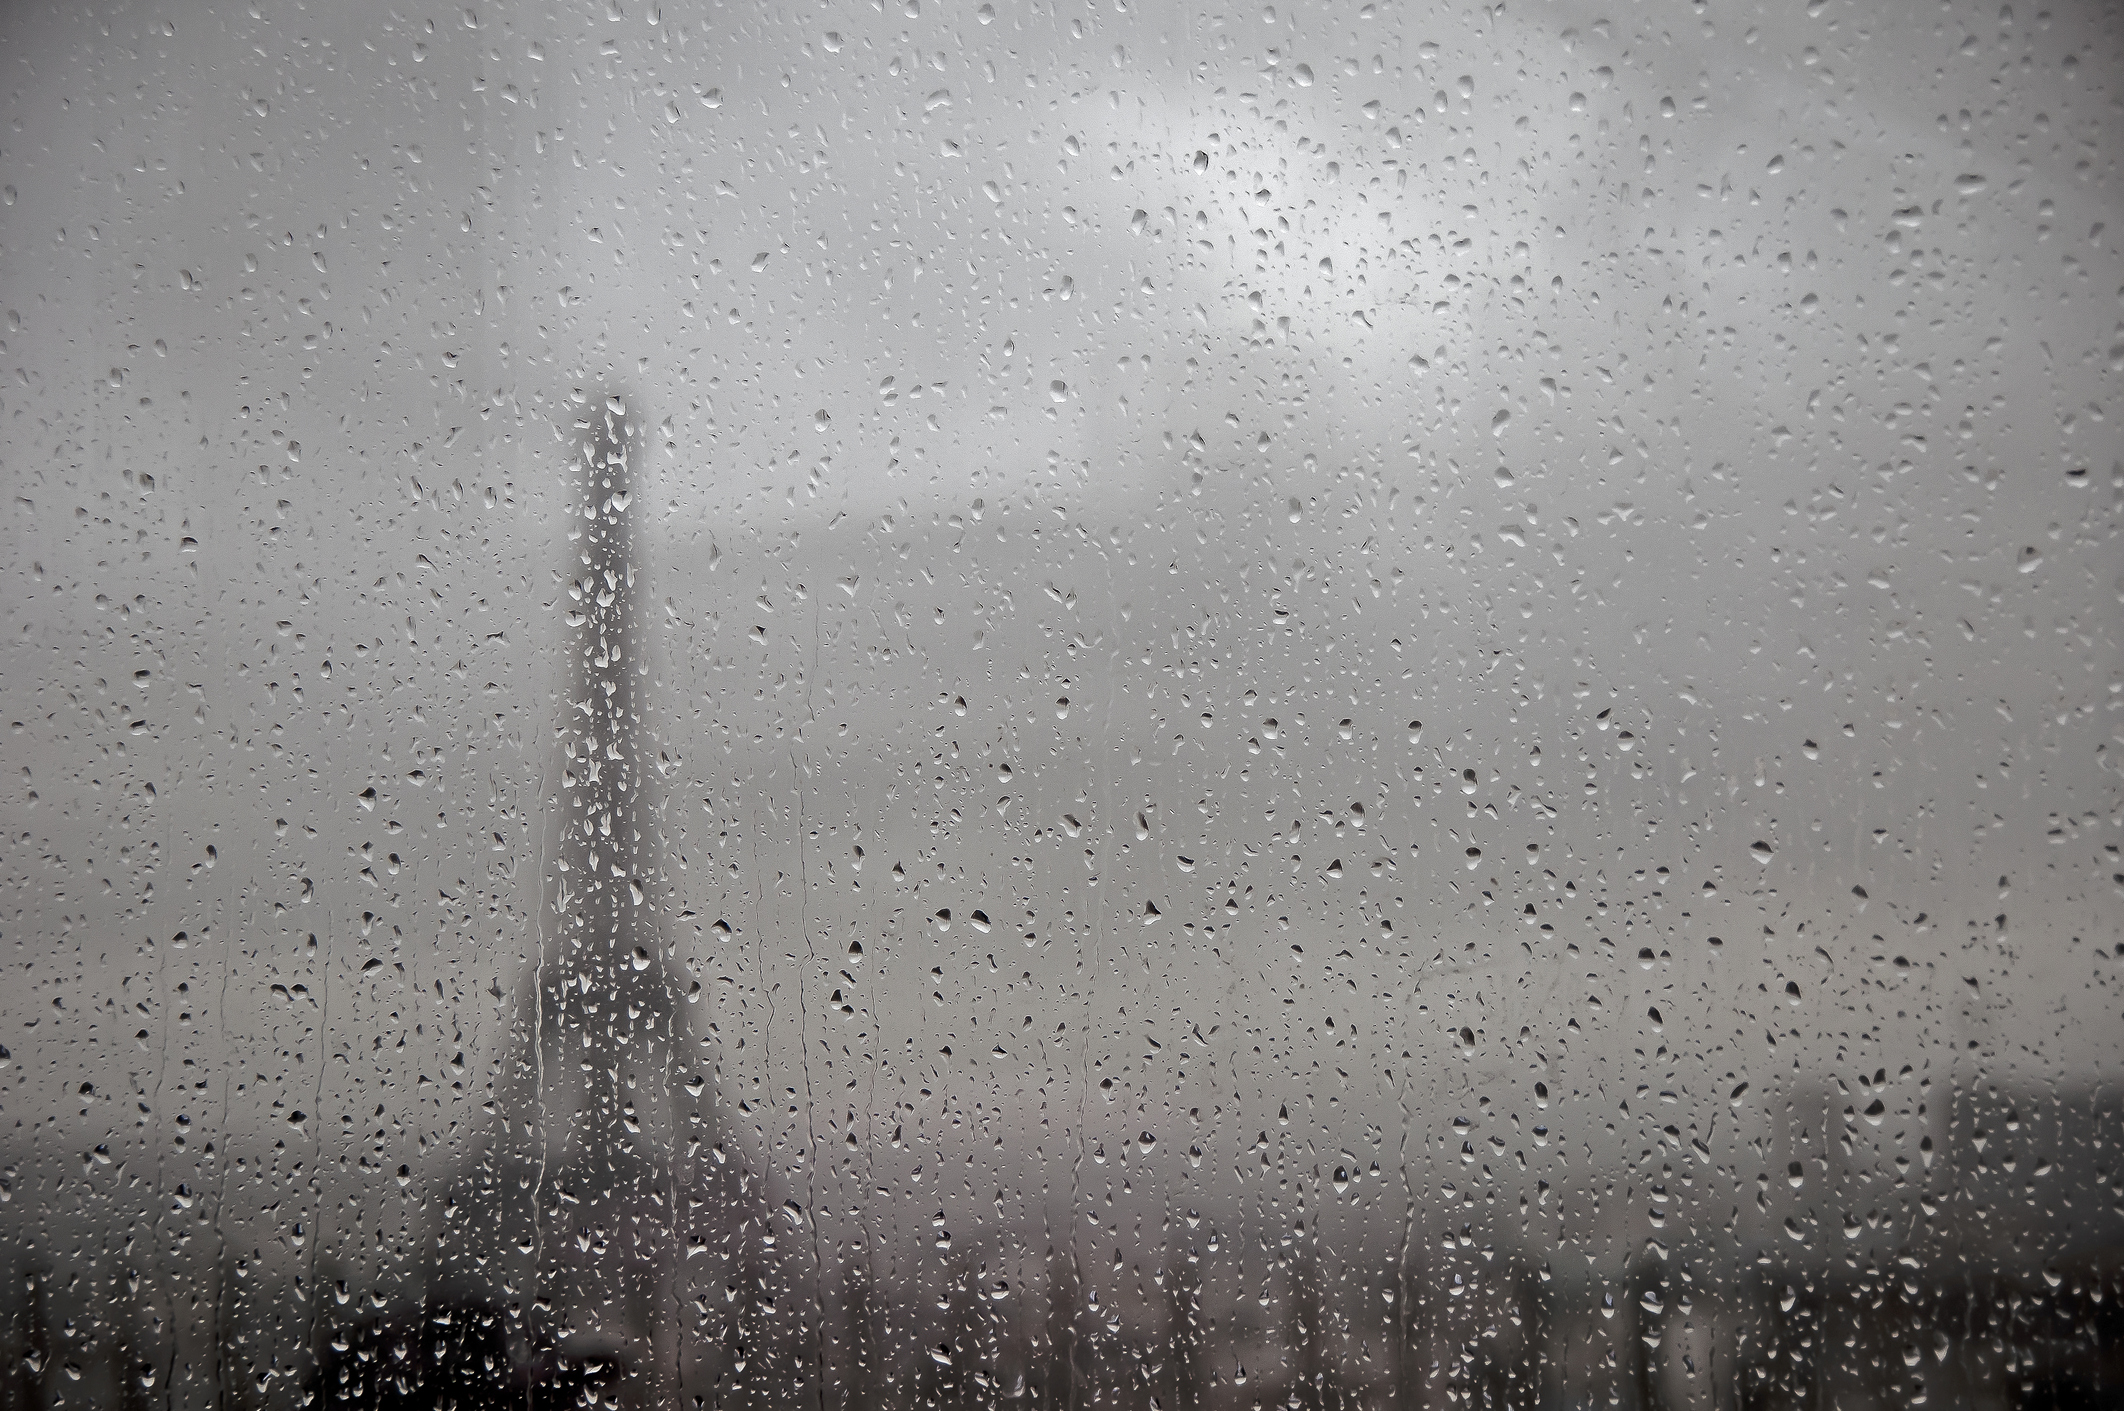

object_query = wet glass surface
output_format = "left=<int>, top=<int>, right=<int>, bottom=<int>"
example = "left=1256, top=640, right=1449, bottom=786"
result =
left=1, top=0, right=2121, bottom=1407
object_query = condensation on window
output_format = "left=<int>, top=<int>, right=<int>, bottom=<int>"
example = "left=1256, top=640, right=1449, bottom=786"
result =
left=1, top=1, right=2120, bottom=1407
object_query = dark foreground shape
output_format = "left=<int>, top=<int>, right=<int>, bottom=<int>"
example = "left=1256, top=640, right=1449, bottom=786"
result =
left=305, top=1300, right=627, bottom=1410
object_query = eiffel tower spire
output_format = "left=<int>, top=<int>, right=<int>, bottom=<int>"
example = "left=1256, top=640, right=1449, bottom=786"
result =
left=318, top=391, right=765, bottom=1408
left=454, top=390, right=742, bottom=1405
left=526, top=389, right=693, bottom=1361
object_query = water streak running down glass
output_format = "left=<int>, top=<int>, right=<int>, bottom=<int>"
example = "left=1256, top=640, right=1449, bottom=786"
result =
left=0, top=1, right=2120, bottom=1408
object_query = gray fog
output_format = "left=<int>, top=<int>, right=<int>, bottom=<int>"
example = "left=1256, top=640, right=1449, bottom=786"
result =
left=2, top=0, right=2120, bottom=1406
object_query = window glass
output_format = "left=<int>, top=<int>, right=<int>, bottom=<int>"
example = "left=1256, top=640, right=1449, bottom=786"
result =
left=3, top=1, right=2120, bottom=1407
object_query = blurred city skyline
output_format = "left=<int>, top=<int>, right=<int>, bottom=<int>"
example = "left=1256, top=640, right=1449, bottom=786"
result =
left=2, top=0, right=2120, bottom=1405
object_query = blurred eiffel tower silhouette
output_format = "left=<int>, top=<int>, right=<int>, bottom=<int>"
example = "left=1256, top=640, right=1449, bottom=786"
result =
left=515, top=388, right=695, bottom=1391
left=310, top=391, right=760, bottom=1410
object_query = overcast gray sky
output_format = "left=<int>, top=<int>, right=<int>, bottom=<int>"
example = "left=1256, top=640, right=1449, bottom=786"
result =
left=2, top=0, right=2121, bottom=1401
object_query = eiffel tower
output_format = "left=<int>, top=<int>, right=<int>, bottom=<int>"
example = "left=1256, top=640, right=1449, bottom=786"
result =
left=310, top=392, right=760, bottom=1409
left=515, top=388, right=695, bottom=1393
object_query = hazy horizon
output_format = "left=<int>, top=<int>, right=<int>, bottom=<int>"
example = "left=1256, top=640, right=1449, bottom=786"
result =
left=2, top=0, right=2120, bottom=1405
